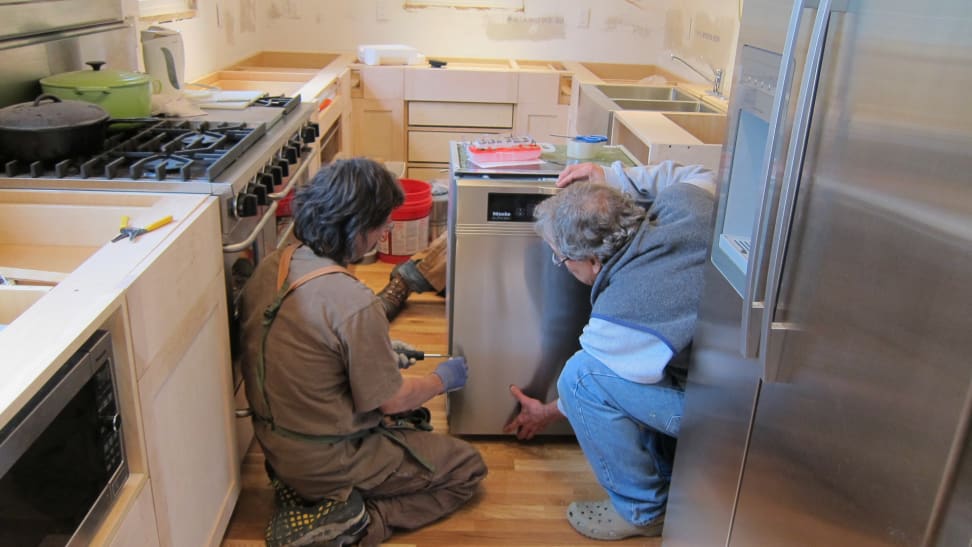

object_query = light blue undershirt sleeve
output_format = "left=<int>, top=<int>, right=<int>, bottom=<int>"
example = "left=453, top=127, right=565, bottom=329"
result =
left=578, top=316, right=675, bottom=384
left=604, top=160, right=717, bottom=200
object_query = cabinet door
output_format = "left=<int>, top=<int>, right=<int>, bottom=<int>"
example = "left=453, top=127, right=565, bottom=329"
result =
left=513, top=103, right=568, bottom=141
left=107, top=479, right=160, bottom=547
left=352, top=97, right=405, bottom=161
left=131, top=202, right=239, bottom=547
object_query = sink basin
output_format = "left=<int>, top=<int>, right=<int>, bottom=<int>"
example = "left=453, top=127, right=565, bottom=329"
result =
left=579, top=62, right=680, bottom=84
left=613, top=99, right=720, bottom=114
left=596, top=85, right=695, bottom=102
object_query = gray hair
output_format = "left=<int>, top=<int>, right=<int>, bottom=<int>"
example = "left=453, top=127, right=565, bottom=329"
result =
left=533, top=182, right=646, bottom=262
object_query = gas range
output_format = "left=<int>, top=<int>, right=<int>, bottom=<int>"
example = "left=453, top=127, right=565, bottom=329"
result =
left=0, top=95, right=321, bottom=243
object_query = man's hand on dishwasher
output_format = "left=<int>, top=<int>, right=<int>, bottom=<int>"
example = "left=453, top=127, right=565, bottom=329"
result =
left=433, top=357, right=468, bottom=393
left=503, top=385, right=565, bottom=440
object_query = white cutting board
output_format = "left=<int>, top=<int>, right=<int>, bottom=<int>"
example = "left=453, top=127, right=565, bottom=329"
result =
left=189, top=90, right=267, bottom=110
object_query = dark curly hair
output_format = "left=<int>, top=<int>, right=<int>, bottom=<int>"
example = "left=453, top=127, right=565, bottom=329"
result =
left=292, top=158, right=404, bottom=264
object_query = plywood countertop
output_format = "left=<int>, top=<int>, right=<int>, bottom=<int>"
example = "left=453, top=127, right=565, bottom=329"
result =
left=0, top=190, right=214, bottom=429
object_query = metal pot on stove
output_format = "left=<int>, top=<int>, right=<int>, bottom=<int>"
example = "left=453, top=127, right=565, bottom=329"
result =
left=0, top=94, right=111, bottom=162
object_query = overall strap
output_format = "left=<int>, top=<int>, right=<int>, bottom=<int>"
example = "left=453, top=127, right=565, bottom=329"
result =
left=255, top=244, right=436, bottom=472
left=256, top=244, right=355, bottom=434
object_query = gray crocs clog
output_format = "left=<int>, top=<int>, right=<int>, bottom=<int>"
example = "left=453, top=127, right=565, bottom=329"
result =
left=566, top=499, right=664, bottom=540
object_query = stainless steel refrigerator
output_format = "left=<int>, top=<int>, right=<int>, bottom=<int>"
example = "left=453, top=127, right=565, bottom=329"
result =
left=665, top=1, right=972, bottom=545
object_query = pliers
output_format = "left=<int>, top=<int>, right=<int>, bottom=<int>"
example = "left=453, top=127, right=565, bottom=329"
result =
left=112, top=215, right=173, bottom=242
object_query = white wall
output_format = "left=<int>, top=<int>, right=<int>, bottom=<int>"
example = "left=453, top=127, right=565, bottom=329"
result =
left=150, top=0, right=740, bottom=89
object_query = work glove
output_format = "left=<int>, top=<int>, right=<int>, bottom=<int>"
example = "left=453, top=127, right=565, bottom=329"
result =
left=391, top=340, right=418, bottom=369
left=433, top=356, right=468, bottom=393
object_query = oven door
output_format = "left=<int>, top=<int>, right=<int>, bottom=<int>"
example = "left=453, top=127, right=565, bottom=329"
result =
left=0, top=330, right=128, bottom=547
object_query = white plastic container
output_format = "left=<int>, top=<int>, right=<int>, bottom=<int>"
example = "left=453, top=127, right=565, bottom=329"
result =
left=357, top=45, right=426, bottom=66
left=566, top=135, right=608, bottom=159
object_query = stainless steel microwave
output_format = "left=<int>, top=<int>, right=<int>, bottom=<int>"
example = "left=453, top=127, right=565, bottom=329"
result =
left=0, top=330, right=128, bottom=546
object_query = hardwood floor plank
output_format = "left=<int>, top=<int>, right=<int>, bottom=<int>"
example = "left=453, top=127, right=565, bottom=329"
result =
left=221, top=259, right=660, bottom=546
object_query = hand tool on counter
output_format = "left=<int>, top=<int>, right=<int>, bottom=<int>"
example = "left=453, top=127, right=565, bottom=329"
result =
left=112, top=215, right=173, bottom=242
left=398, top=350, right=450, bottom=361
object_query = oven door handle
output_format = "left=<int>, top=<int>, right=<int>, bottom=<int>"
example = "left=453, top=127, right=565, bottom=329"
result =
left=223, top=147, right=317, bottom=254
left=223, top=200, right=279, bottom=253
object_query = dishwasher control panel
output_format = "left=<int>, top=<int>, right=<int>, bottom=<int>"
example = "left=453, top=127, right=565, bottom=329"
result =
left=486, top=192, right=551, bottom=222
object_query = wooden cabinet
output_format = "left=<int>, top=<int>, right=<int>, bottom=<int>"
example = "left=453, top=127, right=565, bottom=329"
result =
left=353, top=98, right=405, bottom=162
left=127, top=200, right=239, bottom=547
left=405, top=103, right=511, bottom=178
left=513, top=69, right=569, bottom=141
left=404, top=67, right=517, bottom=102
left=106, top=479, right=161, bottom=547
left=351, top=65, right=405, bottom=161
left=610, top=111, right=726, bottom=171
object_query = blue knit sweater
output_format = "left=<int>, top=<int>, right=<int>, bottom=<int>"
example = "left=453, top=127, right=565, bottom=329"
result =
left=579, top=161, right=715, bottom=385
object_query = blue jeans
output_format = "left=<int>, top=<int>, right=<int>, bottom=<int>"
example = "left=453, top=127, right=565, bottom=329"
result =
left=558, top=350, right=684, bottom=525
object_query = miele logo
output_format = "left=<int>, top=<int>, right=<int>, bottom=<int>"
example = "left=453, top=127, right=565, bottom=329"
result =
left=490, top=211, right=512, bottom=220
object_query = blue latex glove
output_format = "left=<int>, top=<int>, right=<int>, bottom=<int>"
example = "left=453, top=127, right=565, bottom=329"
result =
left=433, top=357, right=468, bottom=392
left=391, top=340, right=418, bottom=369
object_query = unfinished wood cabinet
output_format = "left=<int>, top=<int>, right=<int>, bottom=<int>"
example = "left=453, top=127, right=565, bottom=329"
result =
left=405, top=103, right=510, bottom=176
left=351, top=65, right=406, bottom=161
left=611, top=111, right=726, bottom=171
left=105, top=479, right=160, bottom=547
left=404, top=65, right=517, bottom=102
left=352, top=98, right=405, bottom=162
left=514, top=70, right=569, bottom=142
left=128, top=200, right=239, bottom=547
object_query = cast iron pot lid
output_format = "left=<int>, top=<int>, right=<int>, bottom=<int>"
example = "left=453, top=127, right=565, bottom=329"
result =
left=0, top=94, right=110, bottom=130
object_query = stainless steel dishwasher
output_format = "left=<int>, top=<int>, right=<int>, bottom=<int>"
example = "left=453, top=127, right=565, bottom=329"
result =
left=445, top=142, right=639, bottom=435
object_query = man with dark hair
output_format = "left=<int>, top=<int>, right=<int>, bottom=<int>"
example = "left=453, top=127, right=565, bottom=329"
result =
left=504, top=160, right=716, bottom=541
left=238, top=158, right=486, bottom=547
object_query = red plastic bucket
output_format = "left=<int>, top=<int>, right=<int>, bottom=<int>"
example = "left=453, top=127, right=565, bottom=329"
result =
left=378, top=178, right=432, bottom=264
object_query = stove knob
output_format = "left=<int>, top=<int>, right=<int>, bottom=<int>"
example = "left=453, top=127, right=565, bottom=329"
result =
left=249, top=182, right=268, bottom=206
left=301, top=125, right=318, bottom=143
left=259, top=172, right=276, bottom=193
left=235, top=193, right=259, bottom=217
left=272, top=161, right=288, bottom=179
left=284, top=145, right=300, bottom=164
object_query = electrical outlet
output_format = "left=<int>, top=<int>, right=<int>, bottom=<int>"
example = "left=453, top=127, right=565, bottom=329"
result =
left=376, top=0, right=390, bottom=22
left=577, top=7, right=590, bottom=29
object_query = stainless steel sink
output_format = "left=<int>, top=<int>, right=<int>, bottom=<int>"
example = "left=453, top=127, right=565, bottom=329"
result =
left=595, top=84, right=695, bottom=102
left=577, top=82, right=723, bottom=136
left=613, top=99, right=720, bottom=114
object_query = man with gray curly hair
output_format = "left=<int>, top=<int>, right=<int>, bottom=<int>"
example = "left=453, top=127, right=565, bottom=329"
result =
left=504, top=160, right=716, bottom=541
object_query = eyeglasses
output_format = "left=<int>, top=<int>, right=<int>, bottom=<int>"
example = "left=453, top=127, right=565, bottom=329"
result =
left=551, top=250, right=570, bottom=267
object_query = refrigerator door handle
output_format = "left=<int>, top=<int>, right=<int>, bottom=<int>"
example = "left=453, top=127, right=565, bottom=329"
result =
left=740, top=0, right=815, bottom=359
left=759, top=0, right=846, bottom=383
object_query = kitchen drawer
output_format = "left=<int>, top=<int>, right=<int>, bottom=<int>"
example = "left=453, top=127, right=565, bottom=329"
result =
left=408, top=101, right=513, bottom=128
left=407, top=164, right=449, bottom=183
left=405, top=68, right=517, bottom=102
left=408, top=129, right=501, bottom=163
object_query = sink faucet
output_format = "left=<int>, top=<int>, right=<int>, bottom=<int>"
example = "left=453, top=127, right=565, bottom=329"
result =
left=671, top=54, right=724, bottom=97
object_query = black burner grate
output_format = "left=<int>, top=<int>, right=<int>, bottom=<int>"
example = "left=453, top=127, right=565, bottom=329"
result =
left=1, top=119, right=266, bottom=182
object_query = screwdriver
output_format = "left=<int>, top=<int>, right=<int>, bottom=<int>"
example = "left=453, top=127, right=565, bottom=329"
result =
left=398, top=350, right=450, bottom=361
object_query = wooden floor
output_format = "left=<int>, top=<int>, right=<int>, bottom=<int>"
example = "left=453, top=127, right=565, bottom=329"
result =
left=220, top=259, right=660, bottom=547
